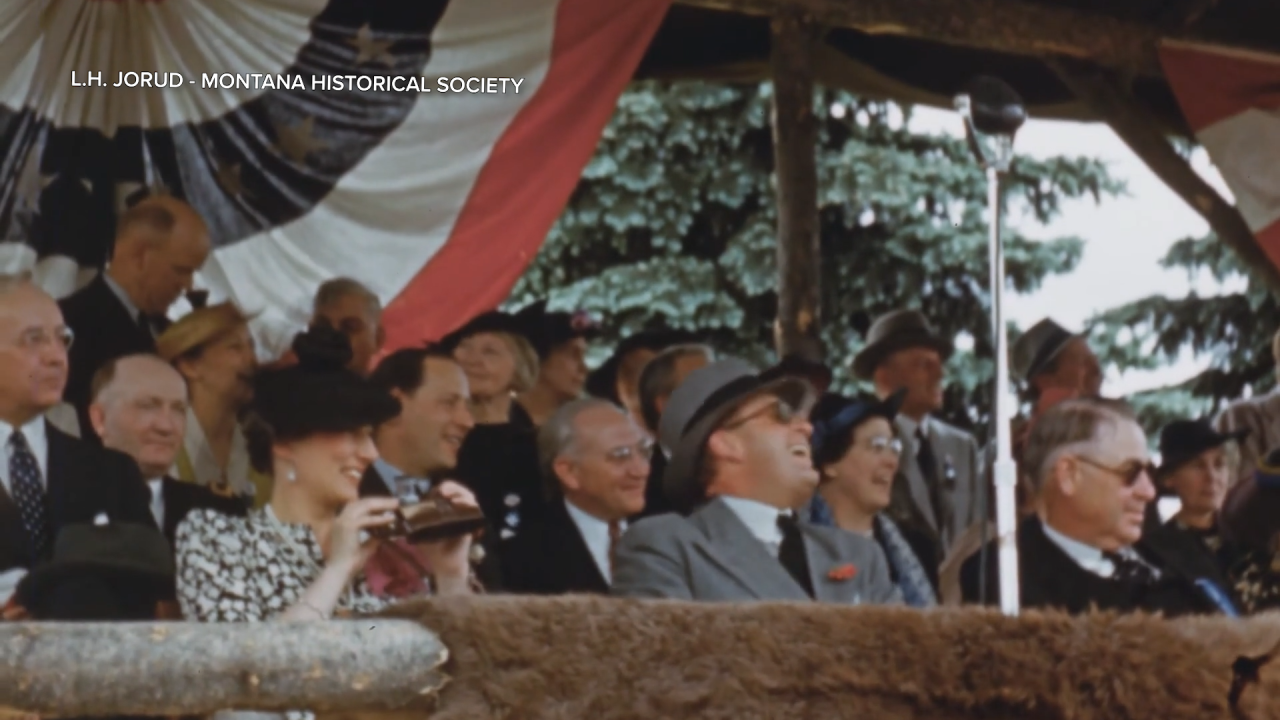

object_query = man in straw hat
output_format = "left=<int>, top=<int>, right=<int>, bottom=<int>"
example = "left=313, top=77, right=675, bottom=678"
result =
left=853, top=309, right=982, bottom=561
left=611, top=357, right=898, bottom=604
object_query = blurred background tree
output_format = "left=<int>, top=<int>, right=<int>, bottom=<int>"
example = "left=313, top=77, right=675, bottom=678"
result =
left=509, top=81, right=1122, bottom=444
left=1088, top=230, right=1280, bottom=436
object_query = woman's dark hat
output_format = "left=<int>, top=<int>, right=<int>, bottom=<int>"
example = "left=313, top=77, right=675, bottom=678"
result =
left=658, top=358, right=815, bottom=511
left=252, top=323, right=402, bottom=437
left=586, top=328, right=698, bottom=402
left=513, top=299, right=600, bottom=359
left=436, top=309, right=525, bottom=354
left=15, top=521, right=175, bottom=619
left=852, top=309, right=953, bottom=380
left=1156, top=418, right=1247, bottom=478
left=809, top=389, right=906, bottom=468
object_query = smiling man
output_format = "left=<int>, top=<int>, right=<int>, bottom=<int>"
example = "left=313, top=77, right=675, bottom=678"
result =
left=88, top=353, right=245, bottom=544
left=960, top=397, right=1238, bottom=617
left=500, top=398, right=650, bottom=594
left=611, top=358, right=899, bottom=605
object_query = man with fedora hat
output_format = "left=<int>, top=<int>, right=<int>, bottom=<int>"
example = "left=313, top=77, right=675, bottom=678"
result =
left=611, top=357, right=898, bottom=604
left=853, top=309, right=982, bottom=562
left=1010, top=318, right=1102, bottom=405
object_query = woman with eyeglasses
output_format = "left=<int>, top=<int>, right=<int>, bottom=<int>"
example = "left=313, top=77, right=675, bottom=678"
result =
left=804, top=390, right=938, bottom=607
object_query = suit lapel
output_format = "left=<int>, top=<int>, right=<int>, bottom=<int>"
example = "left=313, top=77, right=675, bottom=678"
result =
left=894, top=417, right=938, bottom=534
left=691, top=499, right=810, bottom=602
left=552, top=504, right=609, bottom=593
left=44, top=421, right=72, bottom=530
left=799, top=524, right=858, bottom=604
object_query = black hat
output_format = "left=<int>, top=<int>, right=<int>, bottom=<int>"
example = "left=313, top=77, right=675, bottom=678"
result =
left=809, top=389, right=906, bottom=468
left=760, top=353, right=834, bottom=396
left=1157, top=419, right=1248, bottom=478
left=1011, top=318, right=1084, bottom=383
left=585, top=328, right=698, bottom=402
left=253, top=323, right=402, bottom=438
left=852, top=309, right=953, bottom=380
left=15, top=521, right=175, bottom=620
left=436, top=309, right=526, bottom=354
left=513, top=300, right=600, bottom=359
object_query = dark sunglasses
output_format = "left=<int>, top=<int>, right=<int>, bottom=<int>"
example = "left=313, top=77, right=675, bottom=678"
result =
left=722, top=398, right=799, bottom=430
left=1076, top=455, right=1156, bottom=486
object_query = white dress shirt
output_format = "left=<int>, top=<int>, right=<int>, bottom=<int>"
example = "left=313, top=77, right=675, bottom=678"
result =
left=372, top=458, right=431, bottom=499
left=0, top=416, right=49, bottom=496
left=1041, top=521, right=1159, bottom=580
left=147, top=478, right=165, bottom=528
left=564, top=499, right=625, bottom=585
left=720, top=495, right=786, bottom=557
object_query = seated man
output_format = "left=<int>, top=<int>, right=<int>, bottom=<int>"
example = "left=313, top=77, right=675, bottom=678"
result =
left=88, top=354, right=245, bottom=545
left=612, top=358, right=899, bottom=605
left=500, top=398, right=650, bottom=594
left=961, top=397, right=1238, bottom=616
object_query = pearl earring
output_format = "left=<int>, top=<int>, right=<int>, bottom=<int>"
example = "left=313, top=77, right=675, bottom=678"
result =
left=285, top=466, right=297, bottom=483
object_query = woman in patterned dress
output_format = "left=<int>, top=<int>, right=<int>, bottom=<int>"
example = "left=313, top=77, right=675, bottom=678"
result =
left=175, top=323, right=478, bottom=625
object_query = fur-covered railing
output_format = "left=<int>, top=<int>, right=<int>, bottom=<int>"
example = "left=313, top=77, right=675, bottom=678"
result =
left=3, top=596, right=1280, bottom=719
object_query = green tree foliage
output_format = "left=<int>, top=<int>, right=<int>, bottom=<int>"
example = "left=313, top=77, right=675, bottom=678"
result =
left=1089, top=231, right=1280, bottom=435
left=510, top=81, right=1121, bottom=442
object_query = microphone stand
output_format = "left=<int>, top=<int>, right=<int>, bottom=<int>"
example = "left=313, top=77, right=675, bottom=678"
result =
left=955, top=84, right=1023, bottom=617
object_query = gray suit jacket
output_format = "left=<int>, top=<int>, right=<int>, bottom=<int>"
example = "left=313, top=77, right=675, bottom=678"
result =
left=611, top=497, right=901, bottom=604
left=887, top=416, right=983, bottom=561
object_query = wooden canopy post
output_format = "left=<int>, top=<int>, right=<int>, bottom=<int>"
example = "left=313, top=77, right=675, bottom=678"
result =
left=770, top=6, right=823, bottom=360
left=1049, top=59, right=1280, bottom=294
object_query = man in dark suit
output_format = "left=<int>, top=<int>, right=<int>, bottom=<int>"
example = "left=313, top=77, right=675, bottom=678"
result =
left=961, top=397, right=1239, bottom=617
left=59, top=196, right=210, bottom=440
left=0, top=275, right=155, bottom=617
left=87, top=354, right=244, bottom=545
left=500, top=398, right=650, bottom=594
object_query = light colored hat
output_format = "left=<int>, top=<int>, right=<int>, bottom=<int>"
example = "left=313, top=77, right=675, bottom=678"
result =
left=156, top=302, right=253, bottom=362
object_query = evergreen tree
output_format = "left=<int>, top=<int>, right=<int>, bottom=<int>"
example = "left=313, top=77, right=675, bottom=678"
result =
left=510, top=81, right=1121, bottom=443
left=1089, top=231, right=1280, bottom=435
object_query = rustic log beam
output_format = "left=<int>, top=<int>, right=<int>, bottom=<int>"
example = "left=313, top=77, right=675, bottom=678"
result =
left=676, top=0, right=1264, bottom=78
left=0, top=620, right=447, bottom=717
left=1049, top=58, right=1280, bottom=295
left=771, top=6, right=824, bottom=360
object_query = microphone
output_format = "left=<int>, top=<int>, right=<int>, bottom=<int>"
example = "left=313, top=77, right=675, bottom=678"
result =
left=962, top=76, right=1026, bottom=137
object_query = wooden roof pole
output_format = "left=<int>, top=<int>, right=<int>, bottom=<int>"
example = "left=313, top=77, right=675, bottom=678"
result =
left=770, top=6, right=824, bottom=361
left=1049, top=58, right=1280, bottom=296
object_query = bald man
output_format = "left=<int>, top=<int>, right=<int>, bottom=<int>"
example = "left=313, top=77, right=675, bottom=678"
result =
left=0, top=275, right=154, bottom=615
left=88, top=354, right=244, bottom=544
left=60, top=196, right=211, bottom=441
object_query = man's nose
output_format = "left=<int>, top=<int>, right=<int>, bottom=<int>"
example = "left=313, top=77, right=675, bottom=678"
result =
left=1133, top=470, right=1157, bottom=501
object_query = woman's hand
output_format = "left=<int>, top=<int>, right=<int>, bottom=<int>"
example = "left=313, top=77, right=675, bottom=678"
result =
left=416, top=481, right=479, bottom=587
left=327, top=497, right=400, bottom=576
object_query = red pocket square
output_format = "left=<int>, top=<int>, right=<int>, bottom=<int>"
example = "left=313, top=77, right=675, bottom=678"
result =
left=827, top=564, right=857, bottom=581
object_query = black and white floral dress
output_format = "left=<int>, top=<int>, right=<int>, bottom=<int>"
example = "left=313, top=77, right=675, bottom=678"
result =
left=175, top=507, right=387, bottom=623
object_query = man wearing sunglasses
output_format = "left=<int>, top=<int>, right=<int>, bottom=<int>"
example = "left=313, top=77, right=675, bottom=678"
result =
left=611, top=358, right=899, bottom=605
left=960, top=397, right=1237, bottom=616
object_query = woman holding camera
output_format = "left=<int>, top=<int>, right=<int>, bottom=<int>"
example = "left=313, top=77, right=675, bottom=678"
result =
left=175, top=324, right=477, bottom=624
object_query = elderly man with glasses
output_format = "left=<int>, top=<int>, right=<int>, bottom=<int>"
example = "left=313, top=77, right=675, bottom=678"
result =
left=960, top=397, right=1238, bottom=617
left=610, top=358, right=899, bottom=605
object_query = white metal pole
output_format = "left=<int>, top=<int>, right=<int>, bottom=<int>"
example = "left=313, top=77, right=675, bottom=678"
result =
left=985, top=163, right=1021, bottom=616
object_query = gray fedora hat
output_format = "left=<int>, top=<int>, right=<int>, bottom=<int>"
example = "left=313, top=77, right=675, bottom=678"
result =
left=1011, top=318, right=1081, bottom=383
left=852, top=309, right=953, bottom=380
left=659, top=358, right=814, bottom=511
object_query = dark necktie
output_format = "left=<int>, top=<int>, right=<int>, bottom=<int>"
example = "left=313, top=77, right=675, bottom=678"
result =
left=9, top=431, right=49, bottom=559
left=916, top=428, right=948, bottom=535
left=776, top=513, right=815, bottom=598
left=1104, top=551, right=1156, bottom=585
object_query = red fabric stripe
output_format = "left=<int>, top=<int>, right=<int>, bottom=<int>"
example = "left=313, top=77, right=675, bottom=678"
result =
left=1160, top=43, right=1280, bottom=132
left=1256, top=218, right=1280, bottom=270
left=381, top=0, right=671, bottom=350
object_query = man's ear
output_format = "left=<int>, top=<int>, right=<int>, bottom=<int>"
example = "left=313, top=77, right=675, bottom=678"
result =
left=706, top=429, right=743, bottom=464
left=1052, top=455, right=1080, bottom=497
left=553, top=456, right=579, bottom=492
left=87, top=403, right=108, bottom=440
